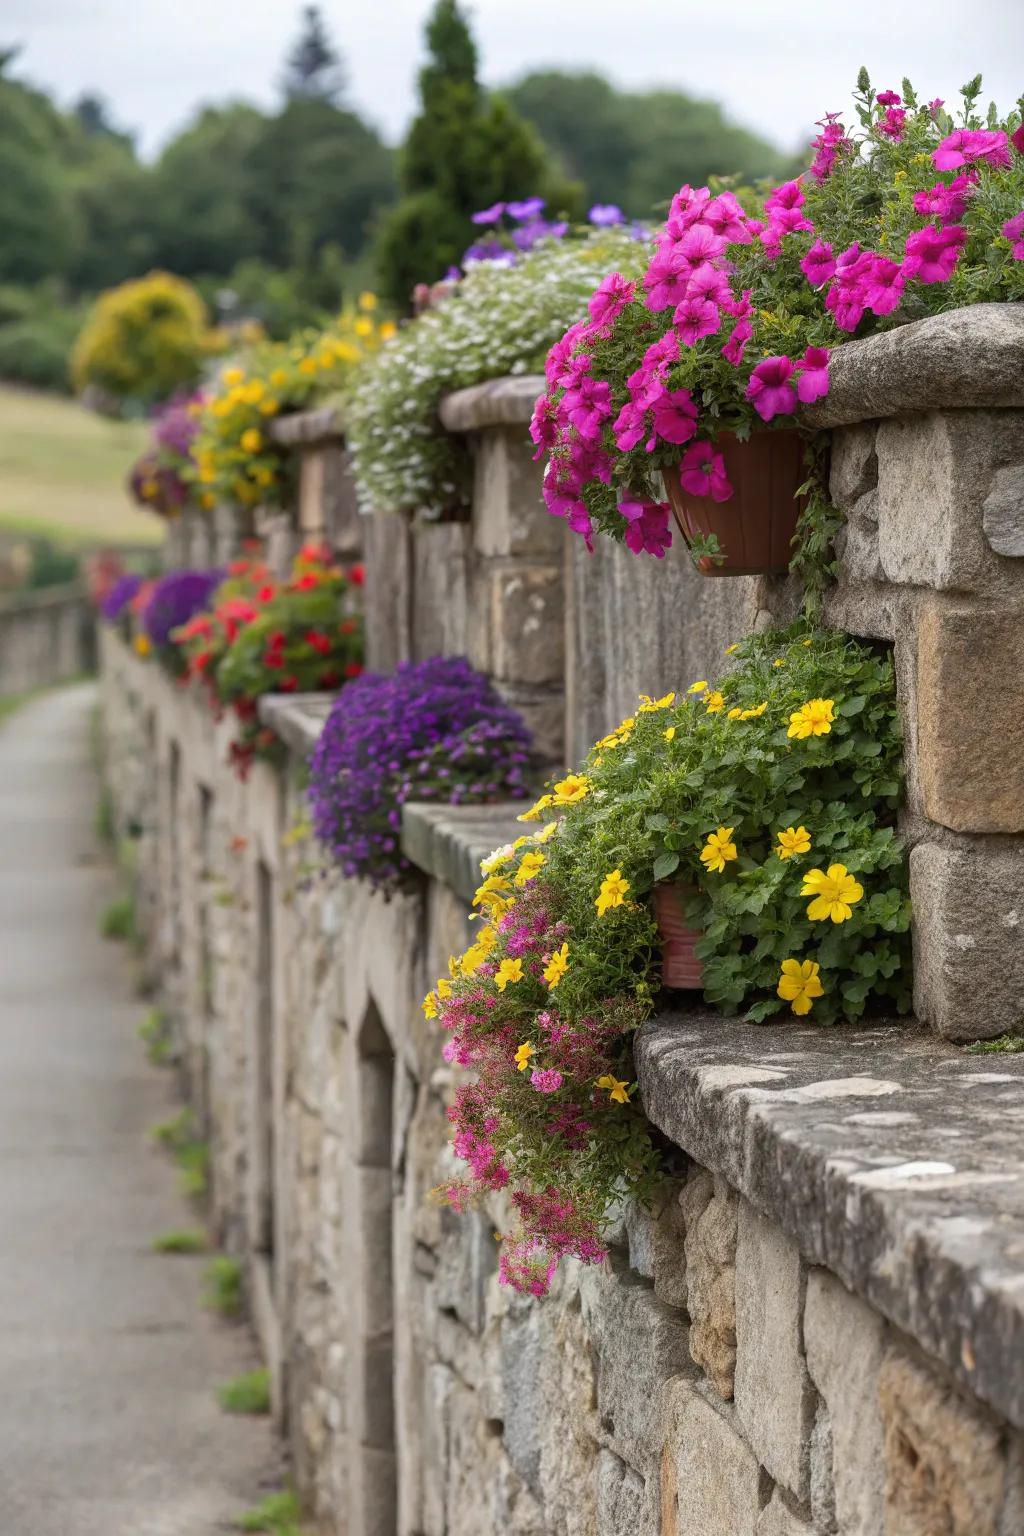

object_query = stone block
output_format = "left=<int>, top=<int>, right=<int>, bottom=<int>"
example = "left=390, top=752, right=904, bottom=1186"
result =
left=536, top=1291, right=601, bottom=1536
left=910, top=842, right=1024, bottom=1040
left=363, top=510, right=412, bottom=672
left=486, top=564, right=564, bottom=687
left=875, top=411, right=1024, bottom=592
left=651, top=1192, right=689, bottom=1311
left=734, top=1200, right=813, bottom=1499
left=879, top=1347, right=1006, bottom=1536
left=828, top=422, right=878, bottom=510
left=501, top=1300, right=545, bottom=1495
left=596, top=1449, right=656, bottom=1536
left=436, top=1207, right=497, bottom=1334
left=999, top=1430, right=1024, bottom=1536
left=681, top=1169, right=738, bottom=1398
left=411, top=521, right=472, bottom=662
left=493, top=681, right=564, bottom=764
left=473, top=427, right=564, bottom=558
left=757, top=1491, right=815, bottom=1535
left=917, top=602, right=1024, bottom=833
left=803, top=1267, right=885, bottom=1535
left=982, top=464, right=1024, bottom=557
left=661, top=1378, right=762, bottom=1536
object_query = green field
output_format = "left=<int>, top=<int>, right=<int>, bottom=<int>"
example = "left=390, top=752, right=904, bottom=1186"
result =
left=0, top=385, right=164, bottom=548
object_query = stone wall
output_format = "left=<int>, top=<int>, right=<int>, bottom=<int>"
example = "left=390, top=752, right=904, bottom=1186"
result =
left=98, top=303, right=1024, bottom=1535
left=0, top=582, right=93, bottom=696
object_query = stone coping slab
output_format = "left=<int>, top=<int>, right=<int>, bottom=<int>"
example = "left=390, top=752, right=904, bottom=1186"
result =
left=269, top=404, right=346, bottom=447
left=637, top=1014, right=1024, bottom=1431
left=438, top=375, right=545, bottom=433
left=402, top=801, right=528, bottom=905
left=258, top=692, right=337, bottom=758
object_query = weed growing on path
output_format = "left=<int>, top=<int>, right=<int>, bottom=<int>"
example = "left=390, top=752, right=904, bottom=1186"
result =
left=152, top=1228, right=207, bottom=1254
left=203, top=1256, right=244, bottom=1318
left=235, top=1488, right=303, bottom=1532
left=218, top=1368, right=270, bottom=1415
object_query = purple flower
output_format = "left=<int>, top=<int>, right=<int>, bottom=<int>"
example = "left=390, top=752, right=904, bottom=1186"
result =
left=507, top=197, right=546, bottom=221
left=141, top=567, right=223, bottom=649
left=589, top=203, right=625, bottom=226
left=102, top=572, right=142, bottom=622
left=471, top=202, right=506, bottom=225
left=746, top=356, right=798, bottom=422
left=903, top=224, right=967, bottom=283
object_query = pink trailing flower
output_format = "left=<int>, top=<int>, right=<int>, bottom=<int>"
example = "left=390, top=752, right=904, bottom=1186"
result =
left=860, top=255, right=905, bottom=316
left=1003, top=212, right=1024, bottom=259
left=563, top=375, right=613, bottom=440
left=530, top=1068, right=564, bottom=1094
left=928, top=98, right=945, bottom=117
left=912, top=173, right=974, bottom=223
left=795, top=347, right=831, bottom=404
left=933, top=129, right=1012, bottom=171
left=643, top=250, right=691, bottom=312
left=878, top=106, right=907, bottom=140
left=613, top=400, right=648, bottom=452
left=721, top=317, right=753, bottom=367
left=650, top=388, right=699, bottom=446
left=876, top=89, right=901, bottom=107
left=746, top=356, right=799, bottom=421
left=801, top=238, right=837, bottom=286
left=1013, top=124, right=1024, bottom=157
left=724, top=288, right=753, bottom=319
left=673, top=294, right=720, bottom=346
left=619, top=500, right=673, bottom=558
left=663, top=183, right=712, bottom=239
left=809, top=113, right=849, bottom=180
left=767, top=203, right=815, bottom=237
left=672, top=222, right=728, bottom=269
left=903, top=224, right=967, bottom=283
left=528, top=395, right=559, bottom=460
left=764, top=180, right=806, bottom=213
left=686, top=261, right=734, bottom=310
left=678, top=440, right=733, bottom=501
left=701, top=191, right=751, bottom=243
left=544, top=323, right=587, bottom=388
left=587, top=271, right=635, bottom=332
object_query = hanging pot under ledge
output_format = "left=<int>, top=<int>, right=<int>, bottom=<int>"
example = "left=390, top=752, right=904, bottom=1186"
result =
left=662, top=428, right=806, bottom=577
left=651, top=881, right=704, bottom=990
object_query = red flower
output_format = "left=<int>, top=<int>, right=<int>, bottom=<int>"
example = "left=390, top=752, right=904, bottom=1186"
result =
left=305, top=629, right=332, bottom=656
left=280, top=675, right=299, bottom=692
left=267, top=630, right=285, bottom=649
left=340, top=618, right=357, bottom=635
left=344, top=661, right=364, bottom=679
left=263, top=650, right=285, bottom=669
left=192, top=650, right=212, bottom=673
left=319, top=669, right=340, bottom=688
left=257, top=584, right=276, bottom=603
left=292, top=572, right=321, bottom=591
left=348, top=563, right=365, bottom=587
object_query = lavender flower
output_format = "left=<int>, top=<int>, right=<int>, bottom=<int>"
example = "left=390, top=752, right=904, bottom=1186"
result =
left=308, top=656, right=534, bottom=892
left=101, top=572, right=143, bottom=622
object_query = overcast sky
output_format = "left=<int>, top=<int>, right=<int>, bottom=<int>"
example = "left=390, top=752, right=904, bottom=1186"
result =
left=8, top=0, right=1023, bottom=158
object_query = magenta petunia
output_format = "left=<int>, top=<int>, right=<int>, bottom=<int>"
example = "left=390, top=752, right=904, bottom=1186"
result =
left=678, top=440, right=733, bottom=502
left=721, top=317, right=753, bottom=367
left=650, top=388, right=699, bottom=446
left=701, top=191, right=751, bottom=244
left=928, top=98, right=945, bottom=117
left=796, top=347, right=831, bottom=404
left=1013, top=124, right=1024, bottom=157
left=1002, top=212, right=1024, bottom=259
left=619, top=500, right=673, bottom=558
left=673, top=223, right=728, bottom=269
left=801, top=238, right=836, bottom=286
left=746, top=356, right=798, bottom=422
left=544, top=323, right=587, bottom=389
left=912, top=174, right=974, bottom=224
left=903, top=224, right=967, bottom=283
left=643, top=250, right=691, bottom=312
left=563, top=376, right=614, bottom=440
left=587, top=271, right=636, bottom=331
left=528, top=396, right=560, bottom=460
left=861, top=254, right=905, bottom=316
left=876, top=89, right=901, bottom=107
left=613, top=400, right=648, bottom=451
left=530, top=1068, right=564, bottom=1094
left=686, top=261, right=734, bottom=309
left=878, top=106, right=907, bottom=140
left=764, top=180, right=805, bottom=213
left=932, top=129, right=1012, bottom=171
left=673, top=295, right=720, bottom=346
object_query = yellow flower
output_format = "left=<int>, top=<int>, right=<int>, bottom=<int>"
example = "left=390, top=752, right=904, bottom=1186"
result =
left=543, top=943, right=569, bottom=989
left=802, top=636, right=813, bottom=647
left=259, top=398, right=280, bottom=416
left=638, top=691, right=676, bottom=712
left=422, top=991, right=438, bottom=1019
left=240, top=428, right=263, bottom=454
left=133, top=633, right=152, bottom=657
left=222, top=366, right=245, bottom=386
left=437, top=978, right=452, bottom=1000
left=358, top=290, right=378, bottom=311
left=495, top=958, right=524, bottom=992
left=553, top=773, right=590, bottom=805
left=687, top=680, right=709, bottom=694
left=777, top=958, right=825, bottom=1016
left=270, top=368, right=289, bottom=388
left=380, top=321, right=397, bottom=341
left=518, top=793, right=553, bottom=822
left=727, top=707, right=744, bottom=720
left=700, top=827, right=738, bottom=875
left=596, top=870, right=630, bottom=916
left=200, top=492, right=216, bottom=510
left=354, top=316, right=374, bottom=338
left=788, top=699, right=835, bottom=739
left=595, top=1074, right=631, bottom=1105
left=705, top=691, right=725, bottom=713
left=474, top=874, right=512, bottom=911
left=801, top=864, right=864, bottom=923
left=515, top=851, right=546, bottom=887
left=738, top=702, right=767, bottom=720
left=533, top=820, right=558, bottom=845
left=460, top=943, right=487, bottom=977
left=514, top=1041, right=535, bottom=1071
left=725, top=642, right=739, bottom=655
left=480, top=843, right=514, bottom=875
left=299, top=357, right=317, bottom=375
left=663, top=726, right=676, bottom=742
left=776, top=825, right=812, bottom=861
left=773, top=658, right=786, bottom=667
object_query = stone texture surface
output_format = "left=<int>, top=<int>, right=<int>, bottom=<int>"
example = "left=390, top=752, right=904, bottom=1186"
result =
left=472, top=427, right=563, bottom=559
left=681, top=1170, right=738, bottom=1398
left=734, top=1200, right=812, bottom=1498
left=801, top=303, right=1024, bottom=428
left=0, top=583, right=92, bottom=697
left=917, top=603, right=1024, bottom=833
left=269, top=404, right=346, bottom=446
left=661, top=1379, right=763, bottom=1536
left=402, top=801, right=526, bottom=906
left=439, top=374, right=543, bottom=432
left=756, top=1491, right=815, bottom=1535
left=910, top=842, right=1024, bottom=1040
left=804, top=1268, right=886, bottom=1536
left=879, top=1347, right=1007, bottom=1536
left=636, top=1013, right=1024, bottom=1431
left=983, top=463, right=1024, bottom=557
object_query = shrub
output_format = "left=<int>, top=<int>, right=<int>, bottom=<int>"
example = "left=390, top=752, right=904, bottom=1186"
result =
left=308, top=656, right=534, bottom=891
left=346, top=226, right=641, bottom=519
left=71, top=271, right=217, bottom=408
left=0, top=305, right=82, bottom=391
left=100, top=894, right=135, bottom=941
left=429, top=628, right=911, bottom=1294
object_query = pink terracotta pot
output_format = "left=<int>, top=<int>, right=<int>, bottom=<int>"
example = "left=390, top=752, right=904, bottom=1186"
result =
left=652, top=882, right=704, bottom=990
left=662, top=428, right=806, bottom=576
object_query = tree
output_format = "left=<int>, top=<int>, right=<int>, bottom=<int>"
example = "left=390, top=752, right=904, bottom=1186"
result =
left=146, top=105, right=264, bottom=281
left=376, top=0, right=577, bottom=308
left=0, top=68, right=79, bottom=284
left=282, top=5, right=346, bottom=104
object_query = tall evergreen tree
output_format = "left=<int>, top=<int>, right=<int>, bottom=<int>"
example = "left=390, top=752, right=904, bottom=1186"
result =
left=375, top=0, right=577, bottom=309
left=282, top=6, right=346, bottom=104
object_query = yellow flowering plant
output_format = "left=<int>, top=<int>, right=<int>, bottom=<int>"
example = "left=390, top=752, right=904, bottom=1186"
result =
left=191, top=296, right=395, bottom=512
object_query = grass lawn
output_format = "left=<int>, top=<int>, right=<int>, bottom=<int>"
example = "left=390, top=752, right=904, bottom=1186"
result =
left=0, top=384, right=164, bottom=548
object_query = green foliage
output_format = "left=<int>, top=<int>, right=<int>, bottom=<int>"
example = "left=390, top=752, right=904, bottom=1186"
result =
left=964, top=1034, right=1024, bottom=1054
left=282, top=5, right=346, bottom=104
left=148, top=1107, right=194, bottom=1148
left=235, top=1489, right=303, bottom=1533
left=0, top=287, right=84, bottom=392
left=100, top=893, right=135, bottom=941
left=218, top=1368, right=271, bottom=1416
left=23, top=536, right=79, bottom=590
left=349, top=227, right=640, bottom=517
left=176, top=1138, right=210, bottom=1201
left=203, top=1256, right=244, bottom=1318
left=152, top=1227, right=208, bottom=1254
left=375, top=0, right=578, bottom=306
left=72, top=271, right=216, bottom=407
left=95, top=786, right=115, bottom=845
left=507, top=71, right=792, bottom=217
left=138, top=1009, right=173, bottom=1065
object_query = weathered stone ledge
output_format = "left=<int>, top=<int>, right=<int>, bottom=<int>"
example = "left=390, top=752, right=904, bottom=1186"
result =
left=438, top=374, right=544, bottom=433
left=258, top=692, right=337, bottom=757
left=637, top=1014, right=1024, bottom=1430
left=269, top=404, right=346, bottom=447
left=0, top=580, right=85, bottom=614
left=402, top=801, right=527, bottom=904
left=802, top=303, right=1024, bottom=428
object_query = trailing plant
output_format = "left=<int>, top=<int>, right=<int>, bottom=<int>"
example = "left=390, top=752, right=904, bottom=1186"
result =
left=128, top=393, right=204, bottom=518
left=308, top=655, right=533, bottom=892
left=137, top=567, right=224, bottom=672
left=347, top=226, right=642, bottom=519
left=427, top=627, right=911, bottom=1294
left=534, top=72, right=1024, bottom=578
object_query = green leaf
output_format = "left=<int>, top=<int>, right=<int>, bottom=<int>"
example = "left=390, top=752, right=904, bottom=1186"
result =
left=652, top=852, right=680, bottom=881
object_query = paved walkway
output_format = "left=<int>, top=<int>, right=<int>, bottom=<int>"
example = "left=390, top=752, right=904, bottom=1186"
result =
left=0, top=685, right=279, bottom=1535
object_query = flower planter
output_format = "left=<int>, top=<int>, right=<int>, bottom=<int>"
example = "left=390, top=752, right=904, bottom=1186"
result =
left=662, top=429, right=806, bottom=576
left=652, top=882, right=704, bottom=990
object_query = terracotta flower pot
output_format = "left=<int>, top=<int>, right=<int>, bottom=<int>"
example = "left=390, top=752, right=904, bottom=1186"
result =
left=662, top=429, right=806, bottom=576
left=652, top=882, right=704, bottom=990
